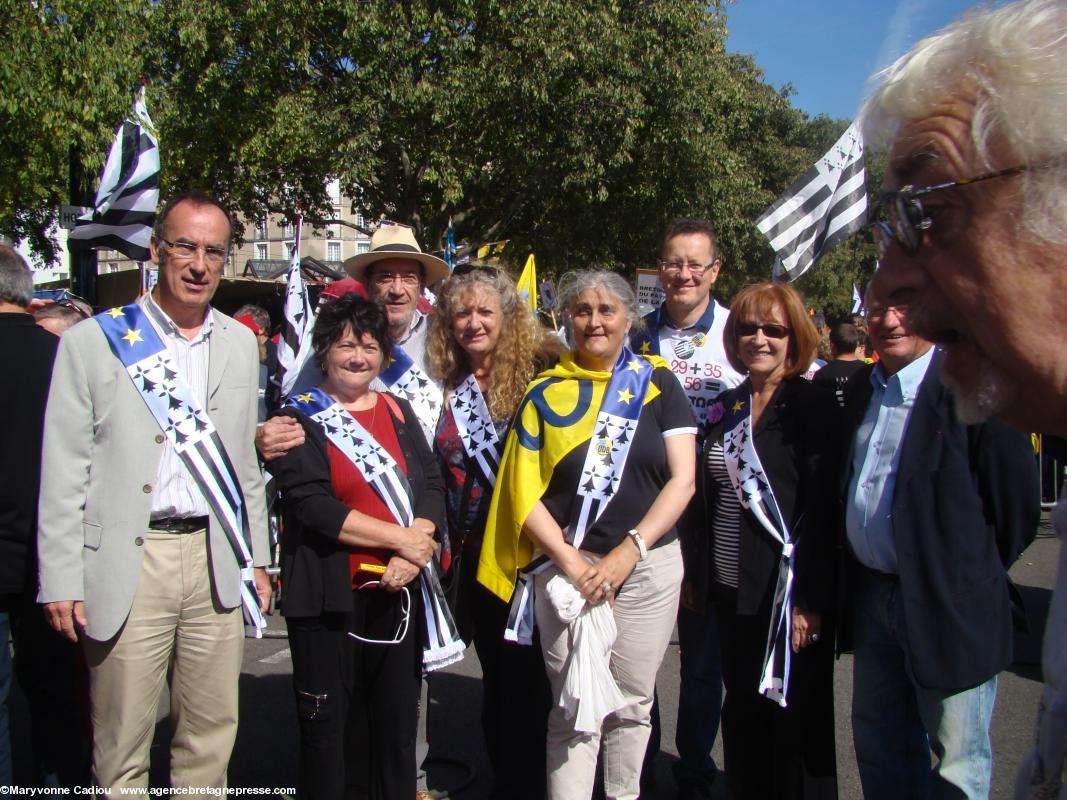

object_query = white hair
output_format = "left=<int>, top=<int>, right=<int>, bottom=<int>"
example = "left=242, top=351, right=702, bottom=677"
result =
left=861, top=0, right=1067, bottom=246
left=557, top=269, right=640, bottom=326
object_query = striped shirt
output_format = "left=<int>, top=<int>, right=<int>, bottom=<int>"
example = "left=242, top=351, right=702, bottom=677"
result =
left=142, top=293, right=213, bottom=519
left=707, top=438, right=742, bottom=588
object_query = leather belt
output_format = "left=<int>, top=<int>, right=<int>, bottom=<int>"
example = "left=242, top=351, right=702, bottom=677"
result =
left=149, top=516, right=209, bottom=534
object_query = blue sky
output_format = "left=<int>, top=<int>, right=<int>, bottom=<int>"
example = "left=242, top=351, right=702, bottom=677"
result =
left=725, top=0, right=984, bottom=120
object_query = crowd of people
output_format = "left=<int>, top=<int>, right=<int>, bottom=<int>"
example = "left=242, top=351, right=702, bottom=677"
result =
left=1, top=1, right=1066, bottom=799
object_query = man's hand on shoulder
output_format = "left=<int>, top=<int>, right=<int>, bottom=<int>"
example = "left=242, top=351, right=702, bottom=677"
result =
left=43, top=600, right=86, bottom=643
left=255, top=416, right=305, bottom=462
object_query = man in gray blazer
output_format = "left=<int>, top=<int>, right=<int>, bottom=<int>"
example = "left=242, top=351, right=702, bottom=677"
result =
left=37, top=192, right=272, bottom=792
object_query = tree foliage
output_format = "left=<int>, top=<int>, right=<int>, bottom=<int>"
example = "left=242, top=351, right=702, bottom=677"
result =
left=1, top=0, right=876, bottom=311
left=0, top=0, right=149, bottom=262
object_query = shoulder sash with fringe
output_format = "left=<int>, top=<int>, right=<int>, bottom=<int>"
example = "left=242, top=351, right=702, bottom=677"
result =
left=722, top=385, right=796, bottom=707
left=477, top=347, right=663, bottom=644
left=375, top=345, right=442, bottom=445
left=96, top=302, right=265, bottom=638
left=447, top=373, right=501, bottom=489
left=287, top=387, right=464, bottom=672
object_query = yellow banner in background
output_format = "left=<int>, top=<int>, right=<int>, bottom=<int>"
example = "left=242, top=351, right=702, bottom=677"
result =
left=517, top=253, right=537, bottom=312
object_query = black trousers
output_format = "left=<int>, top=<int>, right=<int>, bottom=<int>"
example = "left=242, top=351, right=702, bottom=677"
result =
left=713, top=583, right=837, bottom=800
left=462, top=566, right=551, bottom=800
left=287, top=588, right=422, bottom=800
left=0, top=591, right=90, bottom=787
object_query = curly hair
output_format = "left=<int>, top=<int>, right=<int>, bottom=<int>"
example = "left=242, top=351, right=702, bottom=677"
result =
left=312, top=292, right=392, bottom=371
left=427, top=267, right=564, bottom=421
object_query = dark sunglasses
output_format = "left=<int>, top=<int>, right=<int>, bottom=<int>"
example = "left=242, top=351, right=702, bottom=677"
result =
left=450, top=263, right=502, bottom=278
left=56, top=296, right=91, bottom=317
left=870, top=164, right=1030, bottom=257
left=736, top=322, right=790, bottom=339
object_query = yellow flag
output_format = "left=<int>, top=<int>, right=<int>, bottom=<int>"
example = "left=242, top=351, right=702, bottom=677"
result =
left=516, top=253, right=537, bottom=312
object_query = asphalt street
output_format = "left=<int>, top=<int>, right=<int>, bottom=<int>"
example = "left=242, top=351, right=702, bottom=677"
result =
left=8, top=514, right=1060, bottom=798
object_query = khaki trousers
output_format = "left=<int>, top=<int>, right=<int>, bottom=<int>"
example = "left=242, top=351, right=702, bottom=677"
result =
left=535, top=540, right=683, bottom=800
left=83, top=530, right=244, bottom=795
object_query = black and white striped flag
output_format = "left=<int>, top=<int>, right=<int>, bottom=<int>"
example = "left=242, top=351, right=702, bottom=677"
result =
left=756, top=121, right=867, bottom=282
left=276, top=217, right=315, bottom=398
left=69, top=88, right=159, bottom=261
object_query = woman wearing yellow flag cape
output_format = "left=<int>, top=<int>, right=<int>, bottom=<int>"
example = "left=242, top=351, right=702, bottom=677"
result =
left=478, top=270, right=697, bottom=799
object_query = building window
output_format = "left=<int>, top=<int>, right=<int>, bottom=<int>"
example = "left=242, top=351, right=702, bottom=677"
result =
left=356, top=240, right=370, bottom=255
left=255, top=242, right=269, bottom=261
left=285, top=241, right=297, bottom=260
left=328, top=179, right=342, bottom=205
left=282, top=220, right=295, bottom=239
left=255, top=222, right=269, bottom=240
left=327, top=240, right=341, bottom=262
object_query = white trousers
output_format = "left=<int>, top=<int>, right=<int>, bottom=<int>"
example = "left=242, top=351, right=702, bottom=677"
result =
left=535, top=540, right=683, bottom=800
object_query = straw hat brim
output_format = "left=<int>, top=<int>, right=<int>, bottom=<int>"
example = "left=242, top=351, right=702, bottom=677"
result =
left=343, top=248, right=450, bottom=285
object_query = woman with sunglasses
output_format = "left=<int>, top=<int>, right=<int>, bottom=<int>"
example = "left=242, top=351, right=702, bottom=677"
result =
left=700, top=283, right=839, bottom=799
left=267, top=293, right=446, bottom=800
left=425, top=264, right=564, bottom=799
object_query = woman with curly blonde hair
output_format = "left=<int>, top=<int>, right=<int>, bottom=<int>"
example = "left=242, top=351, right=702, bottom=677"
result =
left=426, top=264, right=563, bottom=799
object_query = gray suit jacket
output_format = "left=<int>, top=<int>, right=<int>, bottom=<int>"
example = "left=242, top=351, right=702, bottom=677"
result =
left=37, top=306, right=270, bottom=642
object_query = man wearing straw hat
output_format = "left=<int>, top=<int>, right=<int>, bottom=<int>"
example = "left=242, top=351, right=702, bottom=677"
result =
left=259, top=222, right=451, bottom=452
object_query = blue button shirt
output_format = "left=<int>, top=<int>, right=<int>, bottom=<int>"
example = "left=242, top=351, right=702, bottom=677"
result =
left=845, top=348, right=934, bottom=573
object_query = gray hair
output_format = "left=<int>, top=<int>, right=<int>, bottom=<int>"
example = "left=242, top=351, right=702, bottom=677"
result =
left=234, top=303, right=271, bottom=333
left=861, top=0, right=1067, bottom=246
left=557, top=269, right=640, bottom=327
left=0, top=245, right=33, bottom=307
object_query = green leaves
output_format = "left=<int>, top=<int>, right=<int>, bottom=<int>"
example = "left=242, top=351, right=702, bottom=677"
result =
left=2, top=0, right=875, bottom=312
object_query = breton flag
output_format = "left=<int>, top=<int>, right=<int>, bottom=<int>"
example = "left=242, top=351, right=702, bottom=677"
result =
left=756, top=121, right=867, bottom=282
left=276, top=217, right=315, bottom=398
left=69, top=87, right=159, bottom=261
left=516, top=253, right=537, bottom=312
left=851, top=283, right=864, bottom=315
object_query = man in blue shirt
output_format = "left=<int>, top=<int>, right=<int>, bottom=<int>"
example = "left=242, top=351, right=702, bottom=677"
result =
left=841, top=277, right=1038, bottom=800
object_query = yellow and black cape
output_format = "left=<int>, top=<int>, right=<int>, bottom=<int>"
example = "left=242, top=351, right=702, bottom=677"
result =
left=476, top=352, right=668, bottom=602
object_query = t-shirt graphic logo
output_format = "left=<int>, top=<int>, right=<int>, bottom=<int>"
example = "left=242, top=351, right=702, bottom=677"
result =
left=672, top=338, right=696, bottom=360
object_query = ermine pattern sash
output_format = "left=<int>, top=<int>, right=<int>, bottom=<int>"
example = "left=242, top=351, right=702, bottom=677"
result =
left=375, top=346, right=442, bottom=445
left=505, top=348, right=654, bottom=645
left=289, top=388, right=464, bottom=671
left=448, top=374, right=500, bottom=489
left=722, top=388, right=795, bottom=707
left=96, top=303, right=265, bottom=637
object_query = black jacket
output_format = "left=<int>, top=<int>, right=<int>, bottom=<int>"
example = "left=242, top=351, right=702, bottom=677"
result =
left=0, top=313, right=59, bottom=598
left=268, top=393, right=446, bottom=618
left=837, top=353, right=1039, bottom=690
left=689, top=377, right=841, bottom=618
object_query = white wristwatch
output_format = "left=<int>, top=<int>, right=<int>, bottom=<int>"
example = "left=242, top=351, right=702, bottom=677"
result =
left=627, top=529, right=648, bottom=560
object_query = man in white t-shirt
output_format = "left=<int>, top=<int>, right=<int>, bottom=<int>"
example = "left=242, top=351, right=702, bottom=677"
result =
left=631, top=218, right=741, bottom=799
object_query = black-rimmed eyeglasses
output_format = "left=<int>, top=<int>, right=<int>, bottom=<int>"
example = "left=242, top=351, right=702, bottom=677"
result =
left=870, top=165, right=1030, bottom=257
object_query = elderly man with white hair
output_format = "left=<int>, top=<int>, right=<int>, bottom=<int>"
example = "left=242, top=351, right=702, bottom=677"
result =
left=860, top=0, right=1067, bottom=796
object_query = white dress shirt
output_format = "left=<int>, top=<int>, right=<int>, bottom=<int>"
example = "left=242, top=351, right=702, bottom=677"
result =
left=142, top=293, right=213, bottom=519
